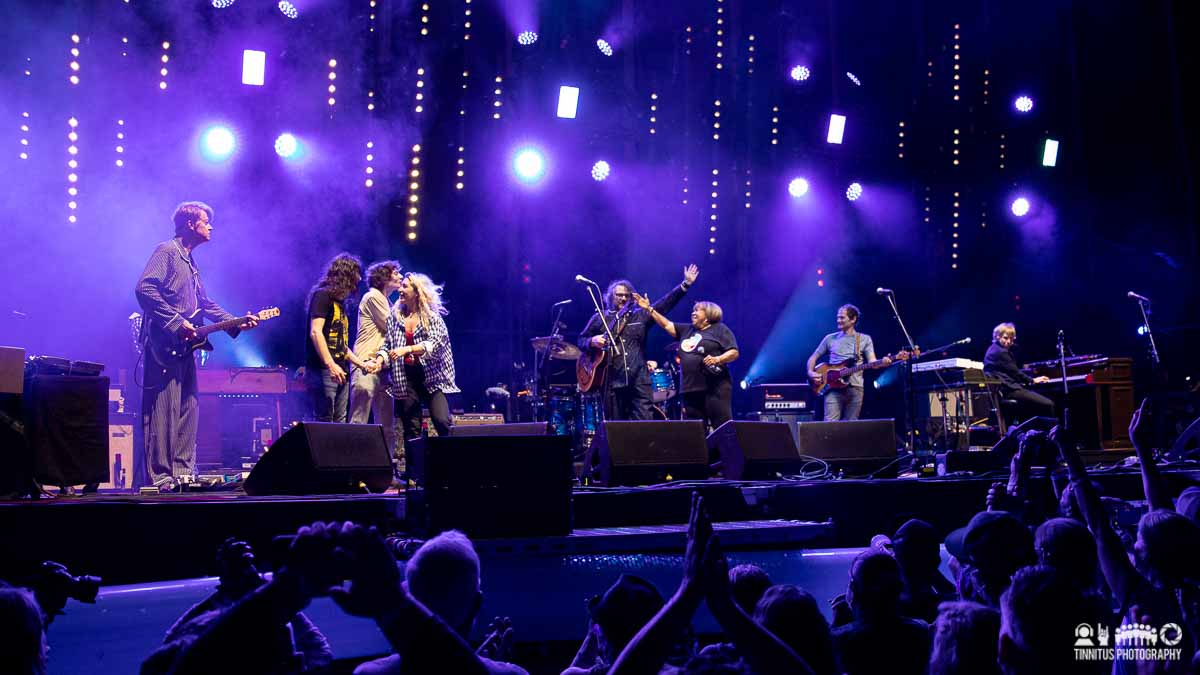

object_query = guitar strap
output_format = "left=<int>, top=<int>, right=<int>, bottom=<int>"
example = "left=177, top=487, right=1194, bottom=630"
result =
left=855, top=333, right=861, bottom=366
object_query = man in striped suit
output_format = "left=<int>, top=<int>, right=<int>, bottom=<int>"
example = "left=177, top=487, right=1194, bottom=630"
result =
left=135, top=202, right=258, bottom=492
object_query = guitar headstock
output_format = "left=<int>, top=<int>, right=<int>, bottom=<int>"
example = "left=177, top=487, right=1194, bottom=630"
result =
left=894, top=349, right=917, bottom=362
left=256, top=307, right=281, bottom=320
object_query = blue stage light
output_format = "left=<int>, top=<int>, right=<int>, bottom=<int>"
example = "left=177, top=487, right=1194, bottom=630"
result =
left=788, top=177, right=809, bottom=198
left=274, top=133, right=299, bottom=158
left=1011, top=197, right=1031, bottom=217
left=513, top=147, right=546, bottom=184
left=200, top=126, right=236, bottom=162
left=591, top=160, right=610, bottom=181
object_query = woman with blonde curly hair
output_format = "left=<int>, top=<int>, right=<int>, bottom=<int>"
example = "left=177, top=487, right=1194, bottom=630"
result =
left=370, top=273, right=459, bottom=441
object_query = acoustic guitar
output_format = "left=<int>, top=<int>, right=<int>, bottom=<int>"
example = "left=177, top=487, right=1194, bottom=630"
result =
left=576, top=308, right=633, bottom=392
left=148, top=307, right=280, bottom=365
left=809, top=349, right=914, bottom=396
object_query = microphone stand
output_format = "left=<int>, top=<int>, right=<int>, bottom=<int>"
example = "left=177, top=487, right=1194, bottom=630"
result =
left=531, top=303, right=568, bottom=421
left=1135, top=298, right=1161, bottom=366
left=582, top=282, right=624, bottom=422
left=1057, top=330, right=1071, bottom=431
left=881, top=291, right=921, bottom=453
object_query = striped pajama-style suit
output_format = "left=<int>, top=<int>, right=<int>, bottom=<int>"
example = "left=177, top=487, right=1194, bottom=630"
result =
left=135, top=238, right=239, bottom=487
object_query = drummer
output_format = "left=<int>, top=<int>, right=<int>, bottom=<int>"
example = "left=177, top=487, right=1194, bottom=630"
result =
left=637, top=296, right=739, bottom=431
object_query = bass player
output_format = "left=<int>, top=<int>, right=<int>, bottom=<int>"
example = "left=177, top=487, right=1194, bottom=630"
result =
left=806, top=304, right=891, bottom=421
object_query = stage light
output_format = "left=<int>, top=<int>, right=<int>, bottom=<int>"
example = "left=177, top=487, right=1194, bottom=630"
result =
left=846, top=72, right=861, bottom=86
left=591, top=160, right=610, bottom=181
left=241, top=50, right=265, bottom=86
left=1042, top=139, right=1059, bottom=167
left=1011, top=196, right=1031, bottom=217
left=788, top=177, right=809, bottom=198
left=1137, top=324, right=1148, bottom=336
left=846, top=182, right=863, bottom=201
left=517, top=31, right=538, bottom=46
left=212, top=0, right=235, bottom=7
left=513, top=147, right=546, bottom=184
left=740, top=379, right=748, bottom=390
left=557, top=85, right=579, bottom=119
left=274, top=133, right=299, bottom=158
left=790, top=65, right=811, bottom=82
left=200, top=126, right=236, bottom=161
left=596, top=39, right=613, bottom=56
left=1014, top=95, right=1033, bottom=113
left=278, top=1, right=298, bottom=19
left=827, top=114, right=846, bottom=144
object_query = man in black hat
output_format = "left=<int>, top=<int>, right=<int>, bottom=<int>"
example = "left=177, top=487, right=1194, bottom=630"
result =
left=944, top=511, right=1036, bottom=608
left=891, top=519, right=957, bottom=623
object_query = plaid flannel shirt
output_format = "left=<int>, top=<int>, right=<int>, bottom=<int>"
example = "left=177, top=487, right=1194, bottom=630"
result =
left=377, top=311, right=460, bottom=397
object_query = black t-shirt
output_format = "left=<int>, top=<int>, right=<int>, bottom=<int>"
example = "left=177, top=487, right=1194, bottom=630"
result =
left=673, top=322, right=738, bottom=393
left=306, top=288, right=350, bottom=371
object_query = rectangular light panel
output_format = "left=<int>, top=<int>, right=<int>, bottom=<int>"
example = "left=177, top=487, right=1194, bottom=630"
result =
left=1042, top=139, right=1059, bottom=167
left=827, top=113, right=846, bottom=144
left=242, top=50, right=266, bottom=86
left=557, top=85, right=580, bottom=119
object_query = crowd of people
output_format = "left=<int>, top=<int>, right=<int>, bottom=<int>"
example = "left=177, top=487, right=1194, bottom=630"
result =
left=4, top=397, right=1200, bottom=673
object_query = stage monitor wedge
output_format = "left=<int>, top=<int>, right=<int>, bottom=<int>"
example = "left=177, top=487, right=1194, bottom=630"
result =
left=707, top=420, right=802, bottom=480
left=588, top=420, right=709, bottom=486
left=244, top=422, right=393, bottom=496
left=795, top=419, right=897, bottom=460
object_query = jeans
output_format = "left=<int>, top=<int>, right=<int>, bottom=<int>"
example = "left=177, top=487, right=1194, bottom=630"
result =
left=396, top=365, right=453, bottom=441
left=349, top=368, right=399, bottom=459
left=824, top=386, right=864, bottom=421
left=307, top=367, right=349, bottom=423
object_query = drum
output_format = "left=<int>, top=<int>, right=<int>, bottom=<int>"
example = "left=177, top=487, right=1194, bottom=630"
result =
left=545, top=388, right=577, bottom=437
left=577, top=393, right=603, bottom=436
left=650, top=366, right=677, bottom=402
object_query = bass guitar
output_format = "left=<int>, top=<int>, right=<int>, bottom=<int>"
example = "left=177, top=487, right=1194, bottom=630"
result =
left=810, top=349, right=914, bottom=396
left=148, top=307, right=279, bottom=364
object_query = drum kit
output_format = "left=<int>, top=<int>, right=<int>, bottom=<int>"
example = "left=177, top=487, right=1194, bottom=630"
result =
left=527, top=335, right=682, bottom=443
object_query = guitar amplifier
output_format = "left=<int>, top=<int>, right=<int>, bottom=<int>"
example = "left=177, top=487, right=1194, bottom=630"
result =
left=750, top=383, right=812, bottom=413
left=421, top=413, right=506, bottom=437
left=197, top=367, right=289, bottom=395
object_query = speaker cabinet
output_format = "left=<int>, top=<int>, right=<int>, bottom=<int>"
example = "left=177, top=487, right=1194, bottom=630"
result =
left=707, top=420, right=802, bottom=480
left=406, top=434, right=573, bottom=538
left=448, top=422, right=550, bottom=437
left=587, top=420, right=709, bottom=486
left=27, top=375, right=110, bottom=486
left=795, top=419, right=897, bottom=460
left=244, top=422, right=393, bottom=496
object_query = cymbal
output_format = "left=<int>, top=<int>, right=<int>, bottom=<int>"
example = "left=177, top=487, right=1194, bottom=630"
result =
left=530, top=336, right=582, bottom=360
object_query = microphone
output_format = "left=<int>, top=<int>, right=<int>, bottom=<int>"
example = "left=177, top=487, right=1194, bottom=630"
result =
left=552, top=299, right=572, bottom=307
left=575, top=274, right=598, bottom=285
left=1127, top=291, right=1151, bottom=303
left=876, top=287, right=894, bottom=296
left=953, top=337, right=972, bottom=346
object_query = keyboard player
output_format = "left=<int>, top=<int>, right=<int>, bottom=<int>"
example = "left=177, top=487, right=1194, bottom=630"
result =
left=983, top=322, right=1055, bottom=419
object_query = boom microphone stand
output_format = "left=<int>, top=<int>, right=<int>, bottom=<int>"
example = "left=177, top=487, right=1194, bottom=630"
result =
left=879, top=289, right=920, bottom=452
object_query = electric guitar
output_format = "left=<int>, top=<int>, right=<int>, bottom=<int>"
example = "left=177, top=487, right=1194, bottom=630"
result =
left=810, top=349, right=914, bottom=396
left=148, top=307, right=279, bottom=364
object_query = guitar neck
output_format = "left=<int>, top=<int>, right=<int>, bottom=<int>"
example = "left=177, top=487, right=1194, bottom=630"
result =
left=197, top=316, right=246, bottom=337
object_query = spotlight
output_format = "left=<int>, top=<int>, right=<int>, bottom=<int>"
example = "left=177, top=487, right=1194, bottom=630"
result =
left=596, top=39, right=613, bottom=57
left=241, top=49, right=266, bottom=86
left=212, top=0, right=235, bottom=7
left=788, top=177, right=809, bottom=198
left=277, top=1, right=298, bottom=19
left=274, top=133, right=298, bottom=158
left=517, top=31, right=538, bottom=46
left=1042, top=139, right=1059, bottom=167
left=827, top=114, right=846, bottom=144
left=790, top=65, right=811, bottom=82
left=200, top=125, right=236, bottom=161
left=1014, top=95, right=1034, bottom=113
left=513, top=147, right=546, bottom=184
left=846, top=182, right=863, bottom=201
left=739, top=379, right=748, bottom=390
left=846, top=72, right=862, bottom=86
left=556, top=85, right=579, bottom=119
left=1137, top=325, right=1149, bottom=336
left=590, top=160, right=610, bottom=181
left=1011, top=197, right=1031, bottom=217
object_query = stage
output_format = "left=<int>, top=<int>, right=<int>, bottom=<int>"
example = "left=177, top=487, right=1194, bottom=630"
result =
left=4, top=461, right=1197, bottom=587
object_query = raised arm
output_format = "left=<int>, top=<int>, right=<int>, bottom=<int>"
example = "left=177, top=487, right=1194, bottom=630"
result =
left=1130, top=398, right=1172, bottom=512
left=633, top=293, right=676, bottom=338
left=649, top=264, right=699, bottom=316
left=1050, top=426, right=1142, bottom=606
